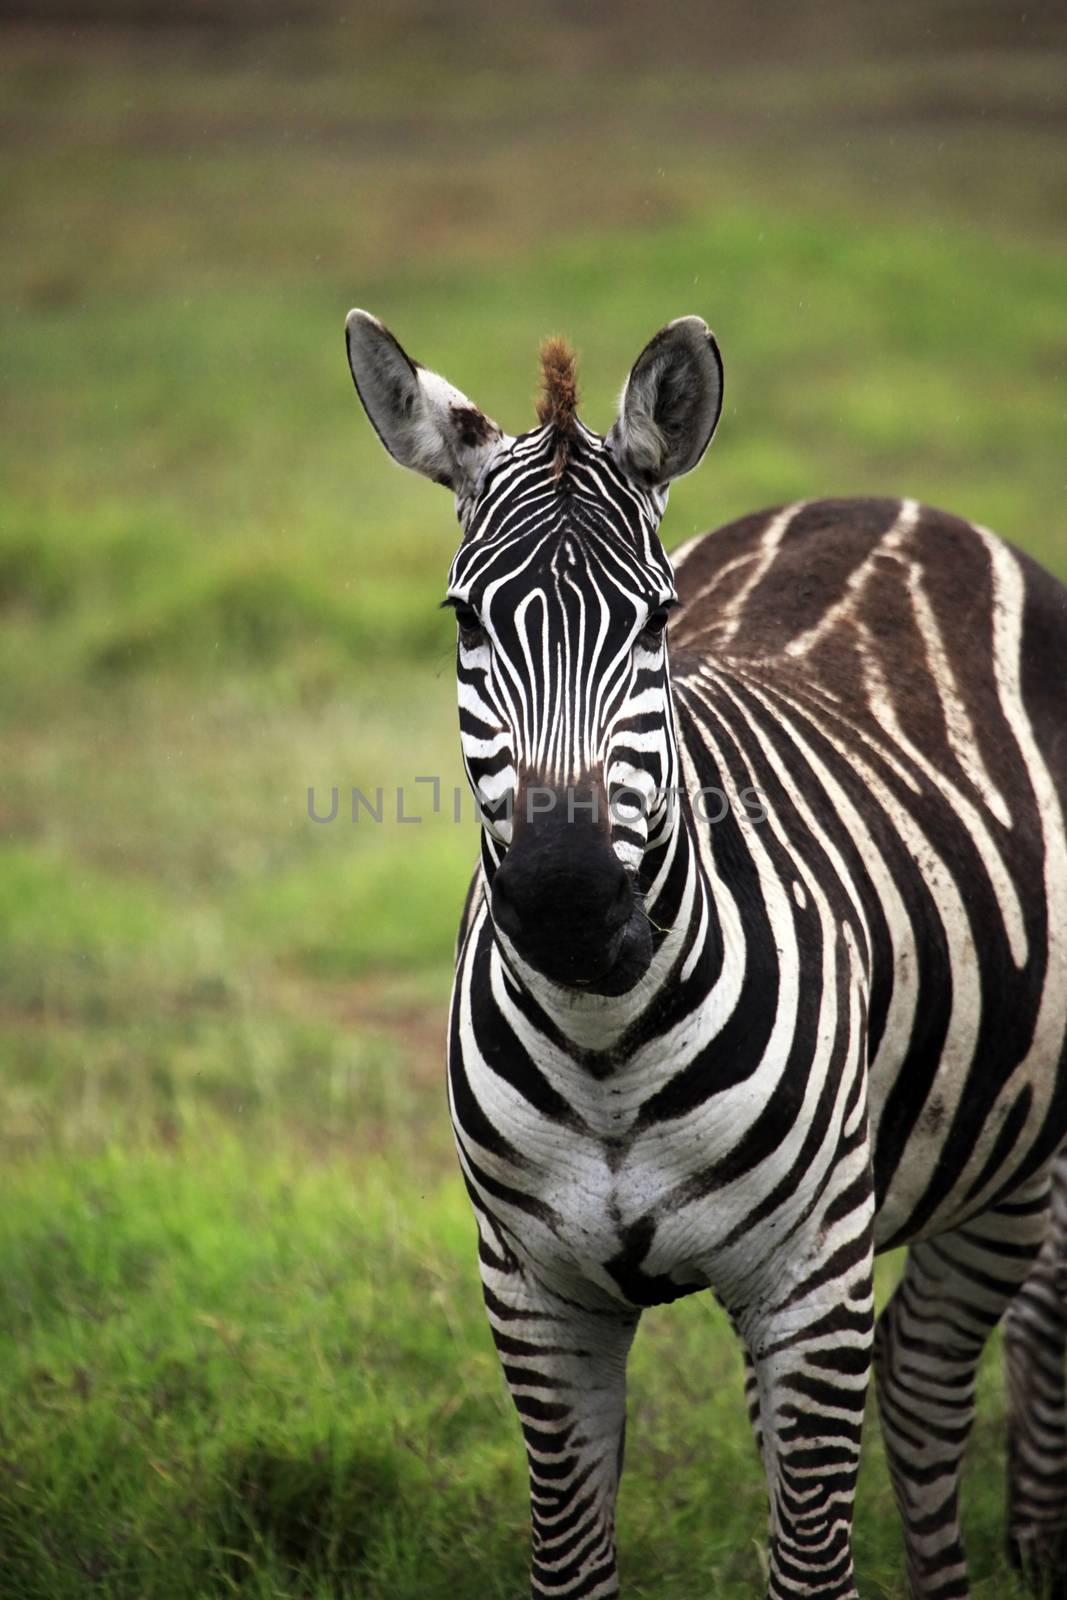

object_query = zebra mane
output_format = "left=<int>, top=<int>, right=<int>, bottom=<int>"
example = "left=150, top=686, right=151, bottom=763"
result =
left=536, top=336, right=579, bottom=476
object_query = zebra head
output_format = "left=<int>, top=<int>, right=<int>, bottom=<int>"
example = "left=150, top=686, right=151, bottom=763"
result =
left=346, top=312, right=723, bottom=993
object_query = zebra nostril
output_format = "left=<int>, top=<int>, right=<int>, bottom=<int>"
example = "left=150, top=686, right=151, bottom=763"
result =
left=491, top=869, right=524, bottom=939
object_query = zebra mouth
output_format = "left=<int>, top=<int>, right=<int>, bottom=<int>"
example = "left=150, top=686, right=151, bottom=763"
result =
left=586, top=906, right=654, bottom=995
left=503, top=903, right=653, bottom=996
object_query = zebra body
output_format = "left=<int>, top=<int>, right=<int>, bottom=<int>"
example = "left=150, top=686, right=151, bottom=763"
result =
left=345, top=311, right=1067, bottom=1598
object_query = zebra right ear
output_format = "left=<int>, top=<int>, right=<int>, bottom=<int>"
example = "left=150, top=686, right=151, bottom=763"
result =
left=608, top=317, right=724, bottom=487
left=345, top=310, right=503, bottom=495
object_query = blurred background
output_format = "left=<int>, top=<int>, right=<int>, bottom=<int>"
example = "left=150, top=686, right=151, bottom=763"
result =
left=1, top=3, right=1065, bottom=1595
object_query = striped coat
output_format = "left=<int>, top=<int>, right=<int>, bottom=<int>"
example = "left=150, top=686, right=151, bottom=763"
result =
left=345, top=309, right=1067, bottom=1600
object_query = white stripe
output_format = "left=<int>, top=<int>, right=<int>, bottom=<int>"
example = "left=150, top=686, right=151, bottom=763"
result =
left=784, top=498, right=920, bottom=658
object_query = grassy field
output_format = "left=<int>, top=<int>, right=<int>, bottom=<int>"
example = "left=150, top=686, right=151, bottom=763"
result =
left=1, top=4, right=1066, bottom=1595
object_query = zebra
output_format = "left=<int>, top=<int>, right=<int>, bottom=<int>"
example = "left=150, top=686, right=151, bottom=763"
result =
left=344, top=308, right=1067, bottom=1599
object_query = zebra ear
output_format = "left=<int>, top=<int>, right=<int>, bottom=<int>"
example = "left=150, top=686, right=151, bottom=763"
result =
left=608, top=317, right=723, bottom=486
left=345, top=310, right=503, bottom=494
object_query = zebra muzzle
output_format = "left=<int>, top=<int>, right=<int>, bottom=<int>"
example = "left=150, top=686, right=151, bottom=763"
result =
left=490, top=787, right=652, bottom=992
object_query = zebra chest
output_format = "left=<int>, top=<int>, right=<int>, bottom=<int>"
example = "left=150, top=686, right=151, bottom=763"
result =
left=455, top=1047, right=765, bottom=1300
left=513, top=1127, right=713, bottom=1300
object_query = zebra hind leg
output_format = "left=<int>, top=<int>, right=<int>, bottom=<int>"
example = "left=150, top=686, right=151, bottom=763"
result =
left=874, top=1175, right=1052, bottom=1599
left=1004, top=1150, right=1067, bottom=1597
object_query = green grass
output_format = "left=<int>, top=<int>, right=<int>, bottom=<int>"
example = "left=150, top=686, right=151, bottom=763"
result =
left=0, top=1147, right=1034, bottom=1600
left=1, top=6, right=1065, bottom=1595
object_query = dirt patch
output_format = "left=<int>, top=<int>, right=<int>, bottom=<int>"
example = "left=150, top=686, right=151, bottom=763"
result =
left=313, top=974, right=448, bottom=1093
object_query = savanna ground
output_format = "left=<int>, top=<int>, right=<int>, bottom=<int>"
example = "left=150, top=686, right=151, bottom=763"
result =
left=1, top=2, right=1066, bottom=1594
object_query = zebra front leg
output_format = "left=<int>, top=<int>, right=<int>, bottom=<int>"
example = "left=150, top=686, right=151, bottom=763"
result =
left=744, top=1256, right=876, bottom=1600
left=742, top=1340, right=765, bottom=1462
left=875, top=1176, right=1052, bottom=1599
left=479, top=1226, right=639, bottom=1600
left=1004, top=1152, right=1067, bottom=1596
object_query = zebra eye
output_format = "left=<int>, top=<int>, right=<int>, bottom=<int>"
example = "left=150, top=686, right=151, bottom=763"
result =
left=452, top=602, right=482, bottom=635
left=643, top=606, right=671, bottom=637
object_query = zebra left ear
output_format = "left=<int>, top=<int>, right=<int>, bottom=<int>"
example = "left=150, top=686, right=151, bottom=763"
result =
left=345, top=310, right=503, bottom=495
left=608, top=317, right=724, bottom=486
